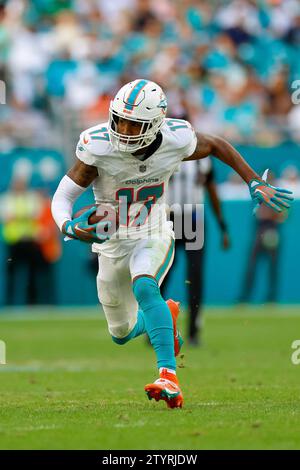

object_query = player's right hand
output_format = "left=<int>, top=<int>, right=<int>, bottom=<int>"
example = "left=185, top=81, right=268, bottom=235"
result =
left=62, top=206, right=96, bottom=239
left=62, top=206, right=111, bottom=244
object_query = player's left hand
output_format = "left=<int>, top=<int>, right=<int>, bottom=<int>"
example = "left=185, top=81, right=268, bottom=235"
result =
left=249, top=170, right=294, bottom=214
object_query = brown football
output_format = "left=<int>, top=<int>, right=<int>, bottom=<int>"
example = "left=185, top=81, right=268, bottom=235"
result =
left=72, top=203, right=119, bottom=242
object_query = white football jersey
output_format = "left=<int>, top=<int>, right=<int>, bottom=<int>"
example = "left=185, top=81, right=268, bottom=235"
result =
left=76, top=118, right=197, bottom=257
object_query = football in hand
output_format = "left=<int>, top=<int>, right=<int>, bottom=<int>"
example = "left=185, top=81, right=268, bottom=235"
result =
left=72, top=203, right=119, bottom=242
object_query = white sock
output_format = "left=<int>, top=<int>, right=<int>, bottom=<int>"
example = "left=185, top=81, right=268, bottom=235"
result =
left=159, top=368, right=176, bottom=376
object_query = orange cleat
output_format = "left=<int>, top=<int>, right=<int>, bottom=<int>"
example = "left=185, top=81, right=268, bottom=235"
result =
left=144, top=368, right=184, bottom=408
left=166, top=299, right=184, bottom=357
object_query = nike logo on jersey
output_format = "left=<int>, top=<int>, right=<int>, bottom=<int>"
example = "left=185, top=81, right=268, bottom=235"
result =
left=83, top=134, right=90, bottom=145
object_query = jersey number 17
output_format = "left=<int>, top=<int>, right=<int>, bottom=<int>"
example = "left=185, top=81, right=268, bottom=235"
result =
left=116, top=183, right=164, bottom=227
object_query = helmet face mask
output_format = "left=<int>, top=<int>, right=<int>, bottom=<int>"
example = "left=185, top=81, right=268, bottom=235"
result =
left=108, top=79, right=167, bottom=153
left=108, top=108, right=162, bottom=153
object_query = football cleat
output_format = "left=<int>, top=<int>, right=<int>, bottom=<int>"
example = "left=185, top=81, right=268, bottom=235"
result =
left=144, top=368, right=183, bottom=409
left=166, top=299, right=184, bottom=357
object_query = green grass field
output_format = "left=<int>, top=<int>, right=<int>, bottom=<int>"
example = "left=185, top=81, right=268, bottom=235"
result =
left=0, top=305, right=299, bottom=450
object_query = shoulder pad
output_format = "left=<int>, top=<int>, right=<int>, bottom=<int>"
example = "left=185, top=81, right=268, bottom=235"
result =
left=78, top=122, right=111, bottom=156
left=163, top=119, right=196, bottom=149
left=162, top=119, right=197, bottom=159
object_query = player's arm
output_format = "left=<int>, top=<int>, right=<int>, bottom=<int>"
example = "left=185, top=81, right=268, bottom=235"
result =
left=184, top=133, right=293, bottom=213
left=51, top=158, right=98, bottom=238
left=67, top=159, right=98, bottom=188
left=184, top=133, right=259, bottom=183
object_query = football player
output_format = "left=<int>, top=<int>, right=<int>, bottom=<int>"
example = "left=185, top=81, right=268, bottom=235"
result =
left=52, top=79, right=293, bottom=408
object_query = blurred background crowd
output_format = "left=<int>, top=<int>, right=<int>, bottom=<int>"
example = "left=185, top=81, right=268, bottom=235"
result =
left=1, top=0, right=300, bottom=309
left=1, top=0, right=300, bottom=154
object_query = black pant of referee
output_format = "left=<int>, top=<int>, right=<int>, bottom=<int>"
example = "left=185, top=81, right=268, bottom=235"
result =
left=161, top=210, right=204, bottom=346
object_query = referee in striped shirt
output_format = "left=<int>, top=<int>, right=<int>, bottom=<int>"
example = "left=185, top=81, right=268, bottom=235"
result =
left=162, top=157, right=230, bottom=346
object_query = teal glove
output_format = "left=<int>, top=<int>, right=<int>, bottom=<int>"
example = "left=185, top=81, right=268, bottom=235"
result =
left=64, top=206, right=112, bottom=244
left=249, top=169, right=294, bottom=214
